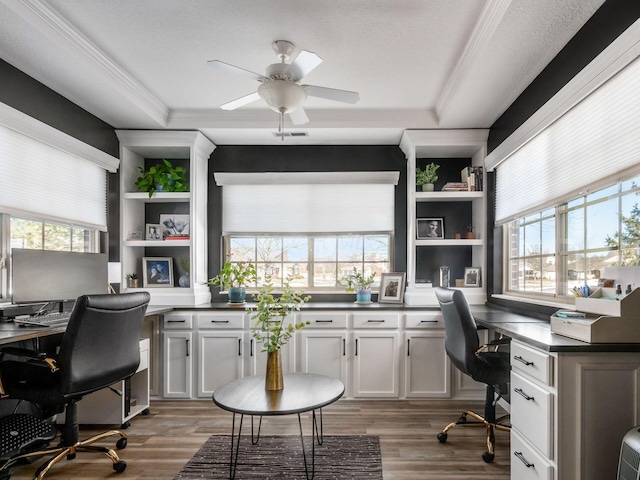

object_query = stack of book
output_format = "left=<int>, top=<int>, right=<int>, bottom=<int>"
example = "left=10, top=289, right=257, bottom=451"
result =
left=165, top=234, right=190, bottom=241
left=461, top=166, right=483, bottom=191
left=441, top=182, right=469, bottom=191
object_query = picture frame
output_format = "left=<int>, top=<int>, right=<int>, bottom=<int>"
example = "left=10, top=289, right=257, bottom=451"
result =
left=159, top=213, right=190, bottom=238
left=143, top=257, right=174, bottom=288
left=464, top=267, right=481, bottom=287
left=417, top=218, right=444, bottom=239
left=378, top=272, right=406, bottom=304
left=145, top=223, right=162, bottom=241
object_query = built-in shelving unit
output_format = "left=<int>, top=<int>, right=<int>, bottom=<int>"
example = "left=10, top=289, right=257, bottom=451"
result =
left=116, top=130, right=216, bottom=306
left=399, top=130, right=489, bottom=306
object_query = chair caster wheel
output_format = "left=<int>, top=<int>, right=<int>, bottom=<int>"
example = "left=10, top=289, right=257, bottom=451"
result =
left=458, top=415, right=467, bottom=423
left=437, top=432, right=448, bottom=443
left=116, top=437, right=128, bottom=449
left=121, top=421, right=131, bottom=429
left=482, top=452, right=495, bottom=463
left=113, top=460, right=127, bottom=473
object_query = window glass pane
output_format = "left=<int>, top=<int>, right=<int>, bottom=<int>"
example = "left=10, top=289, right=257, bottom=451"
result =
left=620, top=193, right=640, bottom=250
left=586, top=184, right=618, bottom=202
left=621, top=248, right=640, bottom=266
left=71, top=227, right=88, bottom=252
left=43, top=224, right=72, bottom=251
left=541, top=217, right=555, bottom=254
left=523, top=257, right=542, bottom=292
left=10, top=218, right=43, bottom=249
left=621, top=176, right=640, bottom=192
left=586, top=198, right=617, bottom=250
left=229, top=237, right=255, bottom=261
left=282, top=237, right=308, bottom=262
left=314, top=263, right=338, bottom=287
left=540, top=256, right=556, bottom=293
left=338, top=236, right=363, bottom=261
left=567, top=197, right=584, bottom=209
left=284, top=262, right=307, bottom=287
left=524, top=222, right=541, bottom=256
left=314, top=237, right=336, bottom=261
left=566, top=208, right=584, bottom=252
left=517, top=224, right=525, bottom=257
left=364, top=235, right=389, bottom=261
left=523, top=212, right=540, bottom=223
left=257, top=237, right=282, bottom=262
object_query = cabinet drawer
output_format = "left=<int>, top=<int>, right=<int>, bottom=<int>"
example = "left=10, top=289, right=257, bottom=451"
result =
left=511, top=430, right=554, bottom=480
left=163, top=312, right=193, bottom=329
left=298, top=312, right=348, bottom=329
left=404, top=311, right=443, bottom=329
left=511, top=341, right=553, bottom=386
left=511, top=371, right=554, bottom=458
left=197, top=312, right=245, bottom=329
left=352, top=312, right=399, bottom=329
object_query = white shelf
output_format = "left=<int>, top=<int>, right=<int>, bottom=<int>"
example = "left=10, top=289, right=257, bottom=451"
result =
left=123, top=192, right=191, bottom=202
left=416, top=239, right=483, bottom=247
left=415, top=191, right=484, bottom=202
left=124, top=240, right=191, bottom=247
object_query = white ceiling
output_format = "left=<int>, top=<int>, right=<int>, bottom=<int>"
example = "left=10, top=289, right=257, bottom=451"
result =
left=0, top=0, right=606, bottom=146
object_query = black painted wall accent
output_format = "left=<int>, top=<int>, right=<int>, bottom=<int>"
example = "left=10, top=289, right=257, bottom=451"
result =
left=208, top=145, right=407, bottom=302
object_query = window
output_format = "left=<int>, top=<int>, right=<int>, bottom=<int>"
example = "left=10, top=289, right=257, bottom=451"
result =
left=225, top=234, right=391, bottom=290
left=505, top=175, right=640, bottom=299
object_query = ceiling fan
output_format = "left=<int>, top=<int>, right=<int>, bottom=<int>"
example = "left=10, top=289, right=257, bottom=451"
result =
left=207, top=40, right=359, bottom=138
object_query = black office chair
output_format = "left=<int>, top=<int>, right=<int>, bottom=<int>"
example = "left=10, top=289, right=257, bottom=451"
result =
left=0, top=292, right=150, bottom=479
left=434, top=287, right=511, bottom=463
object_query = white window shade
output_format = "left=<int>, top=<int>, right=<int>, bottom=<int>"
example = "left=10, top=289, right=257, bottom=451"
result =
left=222, top=182, right=396, bottom=234
left=495, top=56, right=640, bottom=224
left=0, top=124, right=109, bottom=230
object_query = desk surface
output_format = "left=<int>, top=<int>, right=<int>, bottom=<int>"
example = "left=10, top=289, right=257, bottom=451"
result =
left=213, top=373, right=345, bottom=416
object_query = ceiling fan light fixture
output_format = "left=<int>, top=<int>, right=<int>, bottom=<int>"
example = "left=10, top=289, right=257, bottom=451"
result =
left=258, top=80, right=308, bottom=114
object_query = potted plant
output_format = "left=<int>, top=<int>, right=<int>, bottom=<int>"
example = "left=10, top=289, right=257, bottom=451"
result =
left=135, top=159, right=189, bottom=197
left=343, top=267, right=376, bottom=303
left=126, top=273, right=138, bottom=289
left=416, top=163, right=440, bottom=192
left=206, top=261, right=257, bottom=304
left=248, top=277, right=311, bottom=390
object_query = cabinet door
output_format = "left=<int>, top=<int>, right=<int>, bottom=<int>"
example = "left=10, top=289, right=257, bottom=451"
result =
left=298, top=331, right=348, bottom=387
left=352, top=332, right=399, bottom=398
left=163, top=331, right=192, bottom=398
left=197, top=331, right=245, bottom=397
left=404, top=331, right=450, bottom=398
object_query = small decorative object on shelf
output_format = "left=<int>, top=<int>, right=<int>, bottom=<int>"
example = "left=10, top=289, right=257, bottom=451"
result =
left=248, top=277, right=311, bottom=390
left=206, top=260, right=257, bottom=305
left=178, top=256, right=190, bottom=288
left=143, top=257, right=174, bottom=288
left=416, top=162, right=439, bottom=192
left=464, top=267, right=481, bottom=287
left=135, top=159, right=189, bottom=197
left=160, top=214, right=190, bottom=239
left=439, top=266, right=450, bottom=288
left=417, top=218, right=445, bottom=239
left=145, top=223, right=162, bottom=240
left=466, top=224, right=474, bottom=239
left=378, top=272, right=407, bottom=304
left=343, top=267, right=376, bottom=304
left=126, top=273, right=138, bottom=289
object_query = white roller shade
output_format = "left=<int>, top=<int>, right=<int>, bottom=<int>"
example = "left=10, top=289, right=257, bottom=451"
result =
left=0, top=124, right=108, bottom=230
left=495, top=56, right=640, bottom=224
left=223, top=183, right=395, bottom=233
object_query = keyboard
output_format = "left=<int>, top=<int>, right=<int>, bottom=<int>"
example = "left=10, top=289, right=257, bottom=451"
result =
left=14, top=312, right=71, bottom=328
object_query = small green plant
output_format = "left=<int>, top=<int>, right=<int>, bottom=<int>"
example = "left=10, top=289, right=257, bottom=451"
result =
left=126, top=273, right=138, bottom=281
left=249, top=277, right=311, bottom=353
left=415, top=163, right=440, bottom=186
left=342, top=267, right=376, bottom=291
left=178, top=256, right=190, bottom=274
left=135, top=159, right=189, bottom=197
left=206, top=261, right=257, bottom=290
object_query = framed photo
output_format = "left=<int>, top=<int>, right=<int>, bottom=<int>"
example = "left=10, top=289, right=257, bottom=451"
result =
left=145, top=223, right=162, bottom=241
left=417, top=218, right=444, bottom=239
left=464, top=267, right=481, bottom=287
left=143, top=257, right=174, bottom=288
left=378, top=272, right=406, bottom=304
left=159, top=214, right=190, bottom=238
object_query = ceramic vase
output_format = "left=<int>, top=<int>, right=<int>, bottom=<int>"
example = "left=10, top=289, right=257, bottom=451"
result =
left=227, top=286, right=246, bottom=304
left=356, top=289, right=372, bottom=303
left=265, top=349, right=284, bottom=391
left=422, top=183, right=435, bottom=192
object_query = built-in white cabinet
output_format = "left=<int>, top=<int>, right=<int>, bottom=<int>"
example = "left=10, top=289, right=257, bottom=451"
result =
left=399, top=130, right=488, bottom=306
left=116, top=130, right=215, bottom=306
left=162, top=312, right=193, bottom=398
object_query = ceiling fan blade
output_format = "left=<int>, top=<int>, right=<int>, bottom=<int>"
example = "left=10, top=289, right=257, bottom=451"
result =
left=285, top=50, right=323, bottom=81
left=207, top=60, right=267, bottom=83
left=289, top=106, right=309, bottom=125
left=304, top=85, right=360, bottom=104
left=220, top=91, right=261, bottom=110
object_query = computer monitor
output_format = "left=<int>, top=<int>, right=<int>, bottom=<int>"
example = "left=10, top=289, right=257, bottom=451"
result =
left=11, top=248, right=108, bottom=304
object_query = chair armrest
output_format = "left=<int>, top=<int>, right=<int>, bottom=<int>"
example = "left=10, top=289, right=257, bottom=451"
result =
left=0, top=346, right=47, bottom=360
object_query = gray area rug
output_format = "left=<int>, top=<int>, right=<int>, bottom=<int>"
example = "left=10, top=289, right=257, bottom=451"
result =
left=175, top=434, right=383, bottom=479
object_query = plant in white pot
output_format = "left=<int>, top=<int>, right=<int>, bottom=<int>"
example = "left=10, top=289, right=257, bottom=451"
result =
left=206, top=261, right=257, bottom=304
left=344, top=267, right=376, bottom=303
left=416, top=163, right=440, bottom=192
left=248, top=277, right=311, bottom=390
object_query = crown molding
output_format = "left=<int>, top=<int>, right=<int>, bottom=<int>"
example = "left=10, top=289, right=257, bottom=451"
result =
left=4, top=0, right=169, bottom=126
left=485, top=19, right=640, bottom=171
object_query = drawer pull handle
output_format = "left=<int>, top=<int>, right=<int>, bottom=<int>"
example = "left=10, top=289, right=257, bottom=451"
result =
left=211, top=320, right=230, bottom=324
left=238, top=338, right=242, bottom=356
left=514, top=387, right=534, bottom=401
left=167, top=319, right=186, bottom=323
left=367, top=319, right=385, bottom=323
left=514, top=355, right=534, bottom=366
left=514, top=451, right=535, bottom=468
left=315, top=320, right=333, bottom=323
left=419, top=320, right=438, bottom=323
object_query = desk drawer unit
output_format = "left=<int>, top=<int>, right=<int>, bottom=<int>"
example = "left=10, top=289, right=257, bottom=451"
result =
left=511, top=341, right=553, bottom=386
left=404, top=311, right=443, bottom=329
left=511, top=429, right=554, bottom=480
left=511, top=371, right=554, bottom=458
left=298, top=312, right=348, bottom=329
left=352, top=312, right=400, bottom=329
left=196, top=312, right=245, bottom=329
left=163, top=312, right=193, bottom=330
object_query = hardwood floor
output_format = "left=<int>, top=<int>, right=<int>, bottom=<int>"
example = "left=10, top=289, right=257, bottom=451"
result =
left=7, top=399, right=510, bottom=479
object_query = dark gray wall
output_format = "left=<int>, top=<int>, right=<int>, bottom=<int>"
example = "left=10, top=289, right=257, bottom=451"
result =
left=208, top=145, right=407, bottom=302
